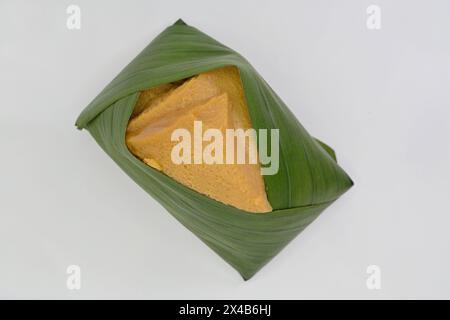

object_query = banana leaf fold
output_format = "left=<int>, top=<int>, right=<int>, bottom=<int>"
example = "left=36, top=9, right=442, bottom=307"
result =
left=75, top=19, right=353, bottom=280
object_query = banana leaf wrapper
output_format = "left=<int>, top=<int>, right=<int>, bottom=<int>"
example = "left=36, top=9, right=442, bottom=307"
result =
left=75, top=19, right=353, bottom=280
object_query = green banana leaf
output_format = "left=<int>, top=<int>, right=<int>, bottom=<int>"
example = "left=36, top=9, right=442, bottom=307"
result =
left=75, top=19, right=353, bottom=280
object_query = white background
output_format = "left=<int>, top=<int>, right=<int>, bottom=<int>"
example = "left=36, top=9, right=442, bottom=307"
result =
left=1, top=0, right=449, bottom=299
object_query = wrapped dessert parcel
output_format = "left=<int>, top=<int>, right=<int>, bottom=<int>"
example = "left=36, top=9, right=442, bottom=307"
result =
left=76, top=19, right=353, bottom=280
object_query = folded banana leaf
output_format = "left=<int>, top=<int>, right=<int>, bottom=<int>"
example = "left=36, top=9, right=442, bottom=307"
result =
left=75, top=19, right=353, bottom=280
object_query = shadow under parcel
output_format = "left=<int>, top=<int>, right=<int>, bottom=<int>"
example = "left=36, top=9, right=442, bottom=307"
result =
left=75, top=19, right=353, bottom=280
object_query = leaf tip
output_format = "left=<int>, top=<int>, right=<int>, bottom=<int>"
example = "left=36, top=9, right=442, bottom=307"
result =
left=174, top=18, right=187, bottom=26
